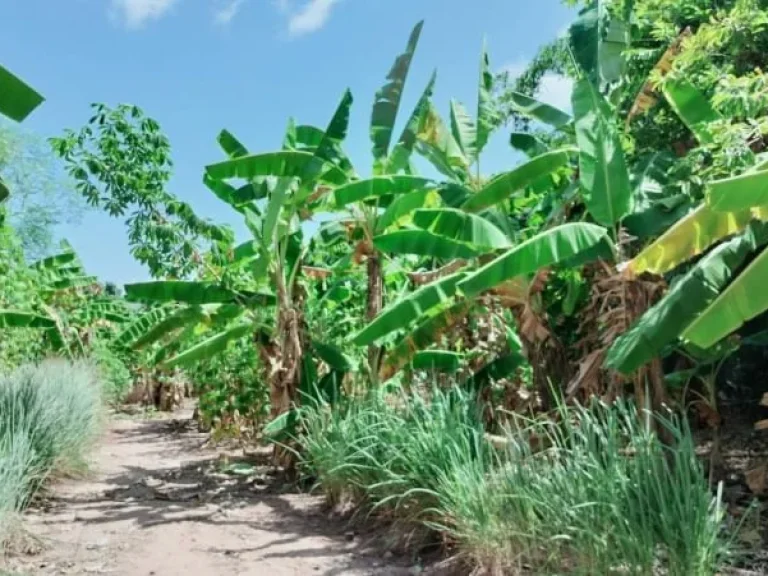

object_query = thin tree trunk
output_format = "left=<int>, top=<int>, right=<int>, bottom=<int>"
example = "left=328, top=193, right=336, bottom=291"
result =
left=366, top=251, right=383, bottom=378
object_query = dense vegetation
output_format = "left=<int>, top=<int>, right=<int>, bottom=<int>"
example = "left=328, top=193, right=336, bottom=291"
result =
left=3, top=0, right=768, bottom=572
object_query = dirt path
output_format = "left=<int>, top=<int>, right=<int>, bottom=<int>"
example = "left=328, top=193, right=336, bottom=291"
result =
left=8, top=409, right=419, bottom=576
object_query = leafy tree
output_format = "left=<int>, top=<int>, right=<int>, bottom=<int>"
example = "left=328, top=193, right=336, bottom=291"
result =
left=50, top=104, right=232, bottom=278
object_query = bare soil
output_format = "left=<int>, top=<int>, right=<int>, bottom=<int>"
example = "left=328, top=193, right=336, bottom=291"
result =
left=2, top=407, right=424, bottom=576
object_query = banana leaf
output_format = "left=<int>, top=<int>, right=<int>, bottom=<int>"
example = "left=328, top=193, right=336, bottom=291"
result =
left=476, top=41, right=498, bottom=156
left=162, top=323, right=254, bottom=368
left=663, top=80, right=720, bottom=144
left=371, top=21, right=424, bottom=169
left=0, top=310, right=55, bottom=329
left=707, top=169, right=768, bottom=213
left=572, top=78, right=631, bottom=226
left=505, top=91, right=572, bottom=130
left=387, top=71, right=437, bottom=174
left=462, top=147, right=576, bottom=212
left=450, top=100, right=477, bottom=162
left=607, top=223, right=768, bottom=373
left=352, top=272, right=466, bottom=346
left=459, top=223, right=610, bottom=297
left=683, top=245, right=768, bottom=349
left=205, top=151, right=346, bottom=185
left=411, top=350, right=463, bottom=372
left=627, top=204, right=768, bottom=276
left=334, top=175, right=433, bottom=208
left=412, top=208, right=511, bottom=251
left=0, top=64, right=44, bottom=122
left=217, top=129, right=248, bottom=158
left=374, top=229, right=482, bottom=259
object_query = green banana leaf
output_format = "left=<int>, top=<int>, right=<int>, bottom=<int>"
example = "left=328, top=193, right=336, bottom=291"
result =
left=416, top=102, right=470, bottom=180
left=572, top=78, right=631, bottom=226
left=311, top=340, right=354, bottom=372
left=31, top=249, right=77, bottom=271
left=49, top=275, right=98, bottom=291
left=162, top=323, right=254, bottom=368
left=707, top=169, right=768, bottom=213
left=0, top=64, right=44, bottom=122
left=387, top=71, right=437, bottom=174
left=569, top=0, right=627, bottom=87
left=351, top=272, right=466, bottom=346
left=0, top=310, right=55, bottom=329
left=627, top=203, right=768, bottom=276
left=683, top=246, right=768, bottom=349
left=130, top=306, right=210, bottom=350
left=450, top=100, right=477, bottom=162
left=475, top=41, right=497, bottom=156
left=376, top=188, right=441, bottom=233
left=205, top=151, right=346, bottom=185
left=298, top=89, right=355, bottom=194
left=663, top=79, right=720, bottom=144
left=371, top=21, right=424, bottom=168
left=411, top=350, right=463, bottom=372
left=463, top=353, right=526, bottom=392
left=459, top=223, right=610, bottom=297
left=125, top=281, right=275, bottom=307
left=113, top=306, right=174, bottom=348
left=412, top=208, right=511, bottom=251
left=217, top=129, right=248, bottom=158
left=504, top=91, right=572, bottom=130
left=381, top=300, right=471, bottom=379
left=374, top=229, right=482, bottom=259
left=509, top=132, right=548, bottom=157
left=461, top=147, right=576, bottom=212
left=0, top=177, right=8, bottom=203
left=334, top=175, right=433, bottom=208
left=607, top=223, right=768, bottom=373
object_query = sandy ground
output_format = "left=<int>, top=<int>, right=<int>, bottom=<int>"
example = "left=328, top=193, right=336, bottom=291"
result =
left=4, top=409, right=423, bottom=576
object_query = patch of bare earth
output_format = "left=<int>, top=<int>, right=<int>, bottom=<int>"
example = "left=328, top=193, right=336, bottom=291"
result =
left=2, top=407, right=426, bottom=576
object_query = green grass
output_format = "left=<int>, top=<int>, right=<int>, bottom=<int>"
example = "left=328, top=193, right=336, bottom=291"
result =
left=0, top=359, right=103, bottom=548
left=297, top=388, right=730, bottom=575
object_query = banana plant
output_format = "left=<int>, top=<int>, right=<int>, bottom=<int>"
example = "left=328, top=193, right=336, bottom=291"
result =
left=322, top=20, right=445, bottom=377
left=0, top=241, right=128, bottom=355
left=120, top=93, right=358, bottom=459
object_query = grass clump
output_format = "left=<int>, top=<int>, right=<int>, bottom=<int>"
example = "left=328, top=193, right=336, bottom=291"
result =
left=0, top=359, right=103, bottom=547
left=298, top=389, right=730, bottom=575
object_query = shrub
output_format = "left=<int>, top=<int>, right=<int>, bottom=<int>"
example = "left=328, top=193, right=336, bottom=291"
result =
left=0, top=359, right=103, bottom=546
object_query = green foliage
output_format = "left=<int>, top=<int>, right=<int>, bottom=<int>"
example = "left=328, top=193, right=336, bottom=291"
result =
left=299, top=390, right=728, bottom=574
left=0, top=360, right=102, bottom=543
left=51, top=104, right=231, bottom=278
left=435, top=401, right=727, bottom=575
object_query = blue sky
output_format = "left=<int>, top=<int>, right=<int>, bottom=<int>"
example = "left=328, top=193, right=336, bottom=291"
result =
left=1, top=0, right=574, bottom=285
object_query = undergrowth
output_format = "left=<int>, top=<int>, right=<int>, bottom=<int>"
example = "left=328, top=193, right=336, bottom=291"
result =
left=297, top=387, right=731, bottom=575
left=0, top=359, right=103, bottom=548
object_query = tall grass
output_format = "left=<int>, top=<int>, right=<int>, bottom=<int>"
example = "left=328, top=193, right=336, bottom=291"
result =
left=298, top=388, right=730, bottom=575
left=0, top=359, right=103, bottom=547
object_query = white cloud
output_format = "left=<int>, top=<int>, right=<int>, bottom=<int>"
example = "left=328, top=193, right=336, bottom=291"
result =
left=286, top=0, right=339, bottom=37
left=501, top=61, right=574, bottom=112
left=214, top=0, right=245, bottom=25
left=111, top=0, right=179, bottom=28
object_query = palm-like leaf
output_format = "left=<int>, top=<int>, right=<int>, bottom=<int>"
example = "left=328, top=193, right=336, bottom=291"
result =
left=0, top=64, right=44, bottom=122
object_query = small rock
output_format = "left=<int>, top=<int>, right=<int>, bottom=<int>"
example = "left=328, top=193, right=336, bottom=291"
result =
left=344, top=530, right=356, bottom=541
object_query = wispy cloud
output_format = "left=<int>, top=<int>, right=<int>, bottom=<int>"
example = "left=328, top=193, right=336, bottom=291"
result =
left=110, top=0, right=179, bottom=28
left=501, top=60, right=574, bottom=113
left=214, top=0, right=246, bottom=25
left=284, top=0, right=340, bottom=37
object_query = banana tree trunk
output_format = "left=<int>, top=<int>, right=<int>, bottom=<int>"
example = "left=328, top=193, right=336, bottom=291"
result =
left=263, top=267, right=305, bottom=468
left=366, top=251, right=383, bottom=377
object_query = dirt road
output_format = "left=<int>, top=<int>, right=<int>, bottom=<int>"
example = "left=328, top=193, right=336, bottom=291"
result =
left=7, top=410, right=419, bottom=576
